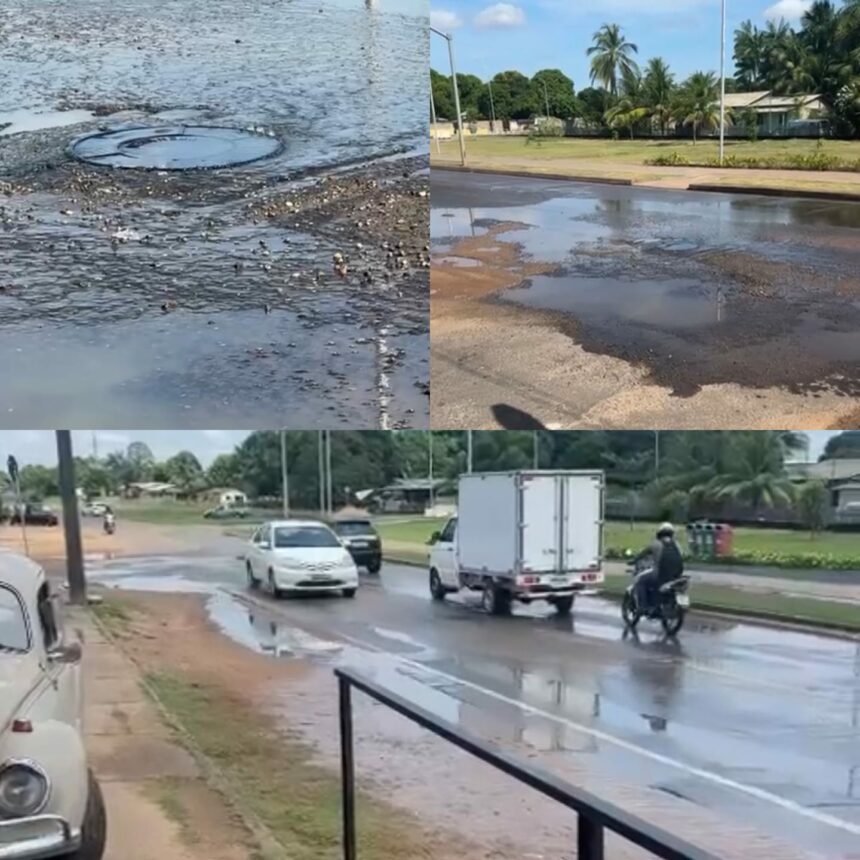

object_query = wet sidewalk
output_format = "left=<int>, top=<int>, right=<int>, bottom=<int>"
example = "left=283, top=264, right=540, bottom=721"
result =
left=68, top=606, right=253, bottom=860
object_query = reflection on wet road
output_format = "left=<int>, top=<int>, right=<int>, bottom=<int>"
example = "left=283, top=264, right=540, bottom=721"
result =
left=432, top=171, right=860, bottom=398
left=0, top=0, right=428, bottom=426
left=88, top=552, right=860, bottom=857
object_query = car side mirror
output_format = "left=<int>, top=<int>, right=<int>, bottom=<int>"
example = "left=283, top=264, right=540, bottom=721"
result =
left=260, top=541, right=272, bottom=550
left=48, top=641, right=82, bottom=664
left=428, top=531, right=441, bottom=545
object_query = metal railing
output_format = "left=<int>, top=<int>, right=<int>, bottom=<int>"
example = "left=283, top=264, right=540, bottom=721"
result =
left=336, top=667, right=721, bottom=860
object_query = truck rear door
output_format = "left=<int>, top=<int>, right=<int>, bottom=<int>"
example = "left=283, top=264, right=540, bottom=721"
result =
left=520, top=474, right=559, bottom=574
left=562, top=474, right=603, bottom=572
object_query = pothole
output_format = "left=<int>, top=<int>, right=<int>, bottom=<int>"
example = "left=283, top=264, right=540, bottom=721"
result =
left=70, top=125, right=283, bottom=170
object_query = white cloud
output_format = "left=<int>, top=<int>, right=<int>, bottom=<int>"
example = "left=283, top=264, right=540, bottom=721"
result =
left=474, top=3, right=526, bottom=29
left=764, top=0, right=811, bottom=22
left=430, top=9, right=463, bottom=30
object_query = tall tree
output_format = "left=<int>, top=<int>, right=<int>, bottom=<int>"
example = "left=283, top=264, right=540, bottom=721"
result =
left=642, top=57, right=676, bottom=136
left=587, top=23, right=639, bottom=96
left=675, top=71, right=722, bottom=143
left=530, top=69, right=577, bottom=118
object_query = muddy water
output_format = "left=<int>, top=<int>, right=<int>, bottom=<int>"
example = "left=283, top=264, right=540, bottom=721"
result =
left=432, top=171, right=860, bottom=398
left=0, top=0, right=428, bottom=426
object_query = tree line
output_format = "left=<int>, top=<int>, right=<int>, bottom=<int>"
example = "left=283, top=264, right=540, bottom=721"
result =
left=431, top=1, right=860, bottom=138
left=1, top=432, right=859, bottom=526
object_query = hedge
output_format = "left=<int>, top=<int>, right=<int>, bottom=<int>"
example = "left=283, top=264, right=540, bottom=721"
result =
left=605, top=546, right=860, bottom=571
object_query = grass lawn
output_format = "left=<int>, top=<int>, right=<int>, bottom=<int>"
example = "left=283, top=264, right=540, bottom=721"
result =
left=377, top=517, right=860, bottom=565
left=432, top=136, right=860, bottom=166
left=113, top=498, right=268, bottom=527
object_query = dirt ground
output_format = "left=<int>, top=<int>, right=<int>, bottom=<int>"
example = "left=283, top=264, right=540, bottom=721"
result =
left=431, top=230, right=860, bottom=430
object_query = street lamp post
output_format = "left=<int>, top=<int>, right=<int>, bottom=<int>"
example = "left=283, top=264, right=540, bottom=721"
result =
left=280, top=430, right=290, bottom=517
left=430, top=88, right=441, bottom=155
left=56, top=431, right=86, bottom=605
left=488, top=80, right=496, bottom=129
left=542, top=80, right=551, bottom=119
left=466, top=430, right=473, bottom=473
left=428, top=431, right=435, bottom=513
left=431, top=26, right=466, bottom=166
left=719, top=0, right=727, bottom=165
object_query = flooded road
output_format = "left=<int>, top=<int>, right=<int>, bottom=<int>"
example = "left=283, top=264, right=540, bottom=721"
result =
left=431, top=171, right=860, bottom=426
left=88, top=551, right=860, bottom=859
left=0, top=0, right=428, bottom=426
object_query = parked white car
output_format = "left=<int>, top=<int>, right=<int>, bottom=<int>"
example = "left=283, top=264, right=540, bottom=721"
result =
left=245, top=520, right=359, bottom=598
left=80, top=504, right=108, bottom=518
left=0, top=550, right=106, bottom=860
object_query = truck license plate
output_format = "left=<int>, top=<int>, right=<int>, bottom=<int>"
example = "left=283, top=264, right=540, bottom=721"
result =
left=551, top=576, right=567, bottom=585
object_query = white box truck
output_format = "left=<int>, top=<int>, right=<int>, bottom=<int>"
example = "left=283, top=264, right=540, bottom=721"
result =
left=428, top=470, right=604, bottom=616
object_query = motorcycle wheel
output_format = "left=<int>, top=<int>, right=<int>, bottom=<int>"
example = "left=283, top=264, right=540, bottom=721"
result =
left=621, top=592, right=640, bottom=629
left=661, top=603, right=686, bottom=637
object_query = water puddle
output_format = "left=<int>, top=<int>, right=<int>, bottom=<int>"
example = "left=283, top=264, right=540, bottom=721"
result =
left=433, top=255, right=482, bottom=268
left=0, top=108, right=94, bottom=137
left=71, top=125, right=283, bottom=170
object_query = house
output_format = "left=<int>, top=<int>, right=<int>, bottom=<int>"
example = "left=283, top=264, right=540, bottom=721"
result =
left=124, top=482, right=177, bottom=499
left=724, top=90, right=827, bottom=137
left=788, top=459, right=860, bottom=525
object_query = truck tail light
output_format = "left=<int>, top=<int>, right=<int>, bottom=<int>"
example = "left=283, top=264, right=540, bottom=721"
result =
left=520, top=575, right=539, bottom=585
left=12, top=719, right=33, bottom=733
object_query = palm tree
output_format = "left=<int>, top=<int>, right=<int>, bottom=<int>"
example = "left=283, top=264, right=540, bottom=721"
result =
left=734, top=20, right=766, bottom=89
left=710, top=433, right=796, bottom=514
left=642, top=57, right=675, bottom=136
left=587, top=23, right=639, bottom=96
left=675, top=71, right=723, bottom=143
left=604, top=99, right=650, bottom=139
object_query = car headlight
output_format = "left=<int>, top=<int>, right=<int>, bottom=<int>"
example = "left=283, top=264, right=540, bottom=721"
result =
left=0, top=761, right=50, bottom=818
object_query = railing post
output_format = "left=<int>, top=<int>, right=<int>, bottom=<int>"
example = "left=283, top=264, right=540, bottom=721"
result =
left=577, top=814, right=604, bottom=860
left=339, top=676, right=357, bottom=860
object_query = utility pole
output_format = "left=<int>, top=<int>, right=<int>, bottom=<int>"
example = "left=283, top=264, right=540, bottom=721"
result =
left=543, top=80, right=551, bottom=119
left=280, top=430, right=289, bottom=518
left=428, top=431, right=435, bottom=513
left=719, top=0, right=727, bottom=165
left=56, top=431, right=86, bottom=605
left=431, top=27, right=466, bottom=166
left=325, top=430, right=333, bottom=515
left=533, top=432, right=540, bottom=469
left=430, top=88, right=441, bottom=155
left=487, top=80, right=496, bottom=128
left=655, top=431, right=661, bottom=477
left=466, top=430, right=473, bottom=474
left=7, top=455, right=28, bottom=558
left=318, top=431, right=325, bottom=517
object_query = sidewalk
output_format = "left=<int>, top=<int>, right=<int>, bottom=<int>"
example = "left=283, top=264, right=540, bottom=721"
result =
left=68, top=607, right=255, bottom=860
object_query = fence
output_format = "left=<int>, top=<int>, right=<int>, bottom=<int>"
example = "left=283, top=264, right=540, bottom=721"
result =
left=336, top=667, right=722, bottom=860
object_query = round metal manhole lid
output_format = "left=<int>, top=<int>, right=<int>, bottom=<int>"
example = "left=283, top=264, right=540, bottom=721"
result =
left=70, top=125, right=283, bottom=170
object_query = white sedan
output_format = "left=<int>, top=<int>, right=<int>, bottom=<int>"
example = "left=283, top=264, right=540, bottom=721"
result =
left=245, top=520, right=359, bottom=598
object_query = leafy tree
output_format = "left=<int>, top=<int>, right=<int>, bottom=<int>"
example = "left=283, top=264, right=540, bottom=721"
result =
left=734, top=19, right=767, bottom=89
left=822, top=430, right=860, bottom=459
left=207, top=453, right=241, bottom=488
left=166, top=451, right=205, bottom=495
left=576, top=87, right=612, bottom=129
left=710, top=433, right=795, bottom=513
left=430, top=68, right=455, bottom=120
left=454, top=72, right=486, bottom=119
left=587, top=23, right=639, bottom=96
left=18, top=465, right=58, bottom=500
left=482, top=71, right=533, bottom=120
left=530, top=69, right=577, bottom=118
left=642, top=57, right=676, bottom=136
left=675, top=71, right=723, bottom=143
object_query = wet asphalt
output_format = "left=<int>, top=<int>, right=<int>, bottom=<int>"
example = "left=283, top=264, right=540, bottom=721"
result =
left=87, top=549, right=860, bottom=858
left=0, top=0, right=428, bottom=426
left=432, top=170, right=860, bottom=398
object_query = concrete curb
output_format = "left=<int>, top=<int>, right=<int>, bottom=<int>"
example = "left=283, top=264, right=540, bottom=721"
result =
left=432, top=164, right=633, bottom=186
left=687, top=182, right=860, bottom=203
left=382, top=555, right=860, bottom=639
left=88, top=608, right=288, bottom=860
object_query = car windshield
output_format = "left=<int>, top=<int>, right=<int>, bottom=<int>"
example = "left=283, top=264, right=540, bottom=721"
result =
left=334, top=521, right=375, bottom=536
left=273, top=526, right=341, bottom=548
left=0, top=585, right=30, bottom=652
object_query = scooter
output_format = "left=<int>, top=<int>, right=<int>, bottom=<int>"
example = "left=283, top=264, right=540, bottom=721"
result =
left=621, top=556, right=690, bottom=637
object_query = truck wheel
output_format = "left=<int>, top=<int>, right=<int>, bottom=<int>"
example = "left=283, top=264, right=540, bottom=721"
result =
left=429, top=569, right=447, bottom=601
left=63, top=770, right=106, bottom=860
left=482, top=581, right=511, bottom=616
left=553, top=595, right=574, bottom=617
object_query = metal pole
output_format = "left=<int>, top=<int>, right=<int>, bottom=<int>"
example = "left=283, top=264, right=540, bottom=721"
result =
left=56, top=431, right=86, bottom=605
left=7, top=456, right=29, bottom=558
left=430, top=88, right=441, bottom=155
left=719, top=0, right=727, bottom=164
left=338, top=677, right=357, bottom=860
left=432, top=27, right=466, bottom=167
left=318, top=431, right=325, bottom=517
left=488, top=80, right=496, bottom=127
left=577, top=816, right=605, bottom=860
left=428, top=431, right=435, bottom=513
left=280, top=430, right=289, bottom=518
left=466, top=430, right=473, bottom=474
left=543, top=80, right=551, bottom=119
left=655, top=431, right=660, bottom=477
left=533, top=432, right=540, bottom=469
left=325, top=430, right=333, bottom=516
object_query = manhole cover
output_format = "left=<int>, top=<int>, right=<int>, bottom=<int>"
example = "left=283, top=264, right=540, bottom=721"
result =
left=70, top=125, right=282, bottom=170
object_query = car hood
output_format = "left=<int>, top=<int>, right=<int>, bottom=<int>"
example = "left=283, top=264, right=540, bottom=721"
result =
left=270, top=547, right=354, bottom=567
left=0, top=653, right=37, bottom=730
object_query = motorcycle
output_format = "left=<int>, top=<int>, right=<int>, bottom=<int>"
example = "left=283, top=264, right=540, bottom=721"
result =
left=621, top=557, right=690, bottom=637
left=103, top=516, right=116, bottom=535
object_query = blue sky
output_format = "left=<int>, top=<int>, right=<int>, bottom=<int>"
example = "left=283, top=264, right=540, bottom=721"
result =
left=430, top=0, right=815, bottom=86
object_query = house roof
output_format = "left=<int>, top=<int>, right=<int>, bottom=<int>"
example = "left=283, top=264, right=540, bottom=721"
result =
left=723, top=91, right=770, bottom=109
left=752, top=93, right=822, bottom=112
left=802, top=459, right=860, bottom=482
left=130, top=481, right=176, bottom=492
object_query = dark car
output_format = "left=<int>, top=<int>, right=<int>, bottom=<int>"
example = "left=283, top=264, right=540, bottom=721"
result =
left=331, top=517, right=382, bottom=573
left=10, top=503, right=59, bottom=526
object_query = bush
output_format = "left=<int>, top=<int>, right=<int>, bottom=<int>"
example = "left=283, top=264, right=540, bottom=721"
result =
left=647, top=151, right=691, bottom=166
left=604, top=544, right=860, bottom=570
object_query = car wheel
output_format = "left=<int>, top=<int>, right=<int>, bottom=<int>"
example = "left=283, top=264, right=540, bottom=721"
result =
left=268, top=570, right=282, bottom=599
left=481, top=581, right=511, bottom=616
left=62, top=770, right=106, bottom=860
left=552, top=595, right=575, bottom=617
left=342, top=588, right=357, bottom=598
left=246, top=562, right=259, bottom=590
left=429, top=569, right=446, bottom=601
left=367, top=558, right=382, bottom=575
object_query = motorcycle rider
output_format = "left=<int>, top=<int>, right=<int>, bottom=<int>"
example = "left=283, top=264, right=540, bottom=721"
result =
left=633, top=522, right=683, bottom=613
left=103, top=506, right=116, bottom=534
